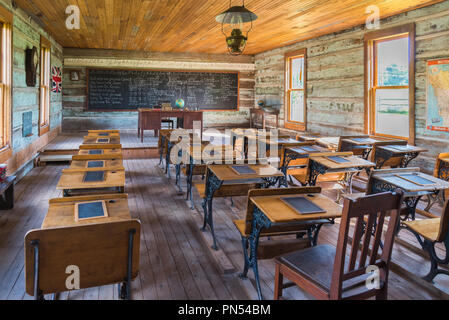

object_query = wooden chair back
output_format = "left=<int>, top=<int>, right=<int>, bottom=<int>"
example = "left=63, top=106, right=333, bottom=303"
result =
left=370, top=140, right=407, bottom=167
left=72, top=154, right=123, bottom=161
left=330, top=191, right=403, bottom=299
left=437, top=199, right=449, bottom=243
left=25, top=220, right=141, bottom=296
left=244, top=187, right=321, bottom=235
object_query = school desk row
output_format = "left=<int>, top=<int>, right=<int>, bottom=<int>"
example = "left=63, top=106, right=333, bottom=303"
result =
left=24, top=130, right=141, bottom=300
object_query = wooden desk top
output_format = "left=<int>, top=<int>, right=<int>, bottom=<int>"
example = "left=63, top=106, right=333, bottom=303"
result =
left=311, top=154, right=375, bottom=170
left=378, top=145, right=428, bottom=154
left=296, top=135, right=320, bottom=142
left=287, top=145, right=329, bottom=156
left=78, top=148, right=122, bottom=156
left=88, top=130, right=120, bottom=134
left=208, top=164, right=283, bottom=181
left=316, top=137, right=339, bottom=150
left=342, top=137, right=381, bottom=146
left=42, top=194, right=130, bottom=229
left=86, top=132, right=120, bottom=138
left=83, top=136, right=121, bottom=145
left=186, top=145, right=240, bottom=163
left=79, top=144, right=122, bottom=150
left=70, top=159, right=124, bottom=171
left=372, top=168, right=449, bottom=193
left=250, top=193, right=342, bottom=224
left=57, top=169, right=125, bottom=190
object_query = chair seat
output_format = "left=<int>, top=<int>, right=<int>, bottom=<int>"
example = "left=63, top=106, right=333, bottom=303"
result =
left=193, top=178, right=265, bottom=199
left=275, top=244, right=383, bottom=298
left=404, top=218, right=440, bottom=242
left=233, top=219, right=312, bottom=237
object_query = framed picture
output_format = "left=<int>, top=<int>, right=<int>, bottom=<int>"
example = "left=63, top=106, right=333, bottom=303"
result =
left=69, top=69, right=81, bottom=81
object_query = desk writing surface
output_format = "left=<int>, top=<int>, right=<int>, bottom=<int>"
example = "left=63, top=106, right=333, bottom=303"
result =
left=70, top=159, right=124, bottom=170
left=379, top=145, right=428, bottom=154
left=312, top=155, right=375, bottom=170
left=209, top=164, right=283, bottom=181
left=87, top=132, right=120, bottom=138
left=78, top=148, right=122, bottom=156
left=83, top=136, right=121, bottom=145
left=42, top=194, right=130, bottom=229
left=343, top=138, right=379, bottom=146
left=250, top=193, right=342, bottom=223
left=316, top=137, right=339, bottom=149
left=57, top=170, right=125, bottom=190
left=287, top=145, right=329, bottom=156
left=373, top=171, right=449, bottom=193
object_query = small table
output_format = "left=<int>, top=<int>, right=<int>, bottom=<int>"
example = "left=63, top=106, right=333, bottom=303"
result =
left=57, top=169, right=126, bottom=197
left=203, top=164, right=284, bottom=249
left=369, top=168, right=449, bottom=221
left=42, top=194, right=130, bottom=229
left=78, top=148, right=122, bottom=156
left=249, top=108, right=279, bottom=129
left=248, top=193, right=342, bottom=300
left=0, top=176, right=15, bottom=210
left=83, top=136, right=121, bottom=145
left=308, top=155, right=375, bottom=187
left=374, top=145, right=428, bottom=169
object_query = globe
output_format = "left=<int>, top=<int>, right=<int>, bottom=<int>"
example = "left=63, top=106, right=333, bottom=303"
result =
left=175, top=99, right=185, bottom=109
left=257, top=100, right=265, bottom=107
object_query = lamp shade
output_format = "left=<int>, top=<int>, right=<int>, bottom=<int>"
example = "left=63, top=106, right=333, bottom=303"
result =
left=215, top=6, right=258, bottom=24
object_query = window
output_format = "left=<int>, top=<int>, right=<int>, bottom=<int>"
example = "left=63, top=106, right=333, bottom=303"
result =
left=285, top=49, right=306, bottom=131
left=39, top=36, right=51, bottom=136
left=365, top=24, right=415, bottom=142
left=0, top=5, right=12, bottom=159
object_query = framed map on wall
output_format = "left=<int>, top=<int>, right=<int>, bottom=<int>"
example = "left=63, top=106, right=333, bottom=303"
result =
left=426, top=58, right=449, bottom=132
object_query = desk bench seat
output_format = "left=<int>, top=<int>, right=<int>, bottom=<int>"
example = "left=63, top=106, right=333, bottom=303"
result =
left=193, top=179, right=265, bottom=199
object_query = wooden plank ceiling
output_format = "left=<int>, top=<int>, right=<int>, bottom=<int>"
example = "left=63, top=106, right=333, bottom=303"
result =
left=14, top=0, right=443, bottom=55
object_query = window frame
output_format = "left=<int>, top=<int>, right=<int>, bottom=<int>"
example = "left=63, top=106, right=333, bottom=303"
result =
left=364, top=23, right=415, bottom=144
left=284, top=48, right=307, bottom=131
left=39, top=35, right=51, bottom=136
left=0, top=5, right=12, bottom=162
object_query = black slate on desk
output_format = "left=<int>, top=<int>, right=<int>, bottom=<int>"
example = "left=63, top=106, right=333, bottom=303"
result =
left=397, top=174, right=435, bottom=186
left=389, top=145, right=414, bottom=152
left=98, top=133, right=109, bottom=136
left=83, top=171, right=105, bottom=182
left=300, top=146, right=320, bottom=153
left=97, top=138, right=110, bottom=143
left=231, top=165, right=257, bottom=175
left=89, top=149, right=103, bottom=155
left=76, top=201, right=106, bottom=220
left=281, top=196, right=326, bottom=215
left=326, top=156, right=350, bottom=164
left=87, top=161, right=104, bottom=168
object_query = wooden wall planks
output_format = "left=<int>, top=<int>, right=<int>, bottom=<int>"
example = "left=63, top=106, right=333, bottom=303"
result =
left=255, top=1, right=449, bottom=172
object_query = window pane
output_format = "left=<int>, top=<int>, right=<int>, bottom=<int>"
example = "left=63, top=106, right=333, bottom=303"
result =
left=375, top=88, right=409, bottom=137
left=291, top=57, right=304, bottom=89
left=377, top=37, right=409, bottom=86
left=290, top=90, right=304, bottom=123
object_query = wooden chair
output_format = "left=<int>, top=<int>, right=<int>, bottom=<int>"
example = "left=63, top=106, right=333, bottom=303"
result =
left=274, top=191, right=403, bottom=300
left=234, top=187, right=322, bottom=277
left=404, top=198, right=449, bottom=282
left=25, top=220, right=141, bottom=300
left=424, top=153, right=449, bottom=211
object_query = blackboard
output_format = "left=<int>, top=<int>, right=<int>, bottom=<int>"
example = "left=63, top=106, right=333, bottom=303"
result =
left=83, top=171, right=105, bottom=182
left=87, top=68, right=239, bottom=111
left=281, top=197, right=326, bottom=215
left=22, top=111, right=32, bottom=137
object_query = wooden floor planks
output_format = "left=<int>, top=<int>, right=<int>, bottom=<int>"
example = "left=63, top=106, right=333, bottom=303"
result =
left=1, top=155, right=448, bottom=300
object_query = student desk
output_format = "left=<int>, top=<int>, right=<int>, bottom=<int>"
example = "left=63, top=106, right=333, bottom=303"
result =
left=57, top=169, right=125, bottom=197
left=202, top=164, right=283, bottom=249
left=183, top=145, right=241, bottom=208
left=374, top=145, right=428, bottom=169
left=70, top=156, right=124, bottom=171
left=25, top=194, right=140, bottom=300
left=368, top=168, right=449, bottom=221
left=42, top=194, right=131, bottom=229
left=280, top=145, right=331, bottom=184
left=78, top=147, right=122, bottom=156
left=296, top=134, right=320, bottom=142
left=315, top=137, right=339, bottom=150
left=340, top=137, right=383, bottom=159
left=83, top=135, right=121, bottom=145
left=88, top=130, right=120, bottom=134
left=308, top=154, right=375, bottom=187
left=248, top=192, right=342, bottom=300
left=230, top=129, right=290, bottom=159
